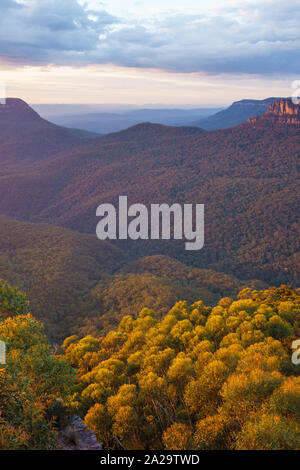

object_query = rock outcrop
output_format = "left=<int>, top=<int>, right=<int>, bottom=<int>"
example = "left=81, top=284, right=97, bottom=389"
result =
left=248, top=98, right=300, bottom=126
left=58, top=415, right=103, bottom=451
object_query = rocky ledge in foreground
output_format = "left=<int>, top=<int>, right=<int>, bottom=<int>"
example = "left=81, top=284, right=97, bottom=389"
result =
left=58, top=415, right=103, bottom=450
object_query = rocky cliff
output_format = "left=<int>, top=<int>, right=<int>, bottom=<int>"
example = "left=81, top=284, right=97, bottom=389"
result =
left=58, top=416, right=103, bottom=451
left=248, top=98, right=300, bottom=126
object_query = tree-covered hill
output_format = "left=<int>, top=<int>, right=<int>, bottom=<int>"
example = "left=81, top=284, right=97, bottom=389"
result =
left=0, top=279, right=75, bottom=449
left=63, top=285, right=300, bottom=450
left=78, top=255, right=249, bottom=336
left=0, top=216, right=126, bottom=340
left=1, top=279, right=299, bottom=450
left=0, top=98, right=99, bottom=164
left=192, top=98, right=281, bottom=130
left=1, top=218, right=252, bottom=340
left=0, top=99, right=298, bottom=287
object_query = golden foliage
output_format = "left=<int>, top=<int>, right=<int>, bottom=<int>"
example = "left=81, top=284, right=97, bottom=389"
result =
left=63, top=286, right=300, bottom=449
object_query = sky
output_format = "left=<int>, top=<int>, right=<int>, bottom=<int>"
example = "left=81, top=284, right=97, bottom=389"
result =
left=0, top=0, right=299, bottom=106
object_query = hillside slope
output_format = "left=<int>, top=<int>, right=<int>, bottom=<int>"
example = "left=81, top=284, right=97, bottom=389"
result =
left=0, top=99, right=299, bottom=286
left=0, top=217, right=248, bottom=340
left=0, top=216, right=126, bottom=339
left=193, top=98, right=281, bottom=129
left=37, top=107, right=220, bottom=135
left=0, top=98, right=100, bottom=164
left=79, top=254, right=250, bottom=336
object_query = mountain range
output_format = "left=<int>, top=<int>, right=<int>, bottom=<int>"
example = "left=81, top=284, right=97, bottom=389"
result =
left=32, top=98, right=286, bottom=135
left=34, top=106, right=221, bottom=135
left=0, top=214, right=248, bottom=340
left=193, top=97, right=282, bottom=129
left=0, top=96, right=299, bottom=339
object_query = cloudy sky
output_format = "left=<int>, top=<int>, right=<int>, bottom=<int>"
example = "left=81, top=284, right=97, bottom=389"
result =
left=0, top=0, right=299, bottom=105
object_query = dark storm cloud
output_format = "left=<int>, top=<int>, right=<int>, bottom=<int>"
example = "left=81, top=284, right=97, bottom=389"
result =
left=0, top=0, right=117, bottom=64
left=0, top=0, right=299, bottom=75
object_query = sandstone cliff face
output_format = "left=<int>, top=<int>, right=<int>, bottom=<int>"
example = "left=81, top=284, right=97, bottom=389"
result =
left=248, top=98, right=300, bottom=126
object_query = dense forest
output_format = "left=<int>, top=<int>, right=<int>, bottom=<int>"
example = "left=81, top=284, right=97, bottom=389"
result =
left=0, top=279, right=75, bottom=449
left=0, top=98, right=299, bottom=450
left=0, top=99, right=299, bottom=288
left=1, top=215, right=257, bottom=341
left=0, top=278, right=299, bottom=450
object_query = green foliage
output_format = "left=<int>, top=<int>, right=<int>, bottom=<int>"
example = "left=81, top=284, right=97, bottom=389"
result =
left=1, top=115, right=299, bottom=290
left=163, top=423, right=193, bottom=450
left=0, top=218, right=245, bottom=341
left=235, top=414, right=300, bottom=450
left=0, top=282, right=76, bottom=449
left=0, top=279, right=29, bottom=320
left=0, top=216, right=125, bottom=341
